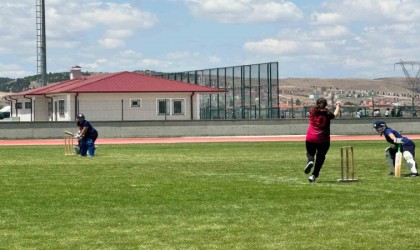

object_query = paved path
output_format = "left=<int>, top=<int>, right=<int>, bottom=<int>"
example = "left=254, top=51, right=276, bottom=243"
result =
left=1, top=134, right=420, bottom=146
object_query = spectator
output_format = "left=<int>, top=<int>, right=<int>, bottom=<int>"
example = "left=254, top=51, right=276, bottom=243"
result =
left=356, top=109, right=361, bottom=118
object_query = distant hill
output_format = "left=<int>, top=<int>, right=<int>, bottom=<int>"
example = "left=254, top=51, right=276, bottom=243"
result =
left=0, top=72, right=89, bottom=93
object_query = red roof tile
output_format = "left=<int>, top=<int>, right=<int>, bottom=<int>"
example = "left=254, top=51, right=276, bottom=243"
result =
left=9, top=71, right=225, bottom=96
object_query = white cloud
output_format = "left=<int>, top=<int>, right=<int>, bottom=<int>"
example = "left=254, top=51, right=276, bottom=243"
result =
left=2, top=0, right=420, bottom=79
left=343, top=58, right=375, bottom=68
left=96, top=29, right=135, bottom=51
left=244, top=39, right=298, bottom=54
left=138, top=58, right=164, bottom=68
left=323, top=0, right=420, bottom=23
left=28, top=1, right=157, bottom=52
left=208, top=56, right=221, bottom=64
left=0, top=2, right=34, bottom=56
left=46, top=2, right=157, bottom=40
left=241, top=0, right=420, bottom=77
left=166, top=51, right=200, bottom=60
left=81, top=3, right=158, bottom=29
left=311, top=25, right=351, bottom=39
left=0, top=63, right=31, bottom=78
left=185, top=0, right=303, bottom=23
left=97, top=38, right=125, bottom=49
left=118, top=50, right=143, bottom=58
left=48, top=40, right=81, bottom=49
left=80, top=58, right=108, bottom=70
left=46, top=7, right=95, bottom=38
left=367, top=23, right=417, bottom=35
left=104, top=29, right=134, bottom=39
left=311, top=12, right=344, bottom=25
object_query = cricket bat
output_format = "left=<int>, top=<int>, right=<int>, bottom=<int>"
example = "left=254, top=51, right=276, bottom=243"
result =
left=395, top=145, right=402, bottom=177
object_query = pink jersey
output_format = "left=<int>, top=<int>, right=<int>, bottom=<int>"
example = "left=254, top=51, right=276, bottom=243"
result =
left=306, top=108, right=335, bottom=143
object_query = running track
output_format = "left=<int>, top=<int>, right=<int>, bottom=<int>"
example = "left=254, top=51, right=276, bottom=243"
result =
left=2, top=135, right=420, bottom=146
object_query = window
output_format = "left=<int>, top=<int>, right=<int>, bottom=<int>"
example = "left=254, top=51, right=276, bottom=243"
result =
left=58, top=100, right=65, bottom=117
left=130, top=98, right=142, bottom=107
left=25, top=101, right=32, bottom=109
left=157, top=99, right=170, bottom=115
left=15, top=102, right=22, bottom=109
left=48, top=101, right=52, bottom=114
left=173, top=99, right=185, bottom=115
left=156, top=98, right=185, bottom=116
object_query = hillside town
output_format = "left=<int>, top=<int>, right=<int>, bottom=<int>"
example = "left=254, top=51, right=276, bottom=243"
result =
left=278, top=77, right=417, bottom=118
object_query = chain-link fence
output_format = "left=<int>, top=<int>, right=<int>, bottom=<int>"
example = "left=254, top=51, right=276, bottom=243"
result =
left=155, top=62, right=280, bottom=120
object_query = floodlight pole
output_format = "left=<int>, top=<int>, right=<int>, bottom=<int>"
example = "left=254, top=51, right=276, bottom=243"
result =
left=36, top=0, right=47, bottom=86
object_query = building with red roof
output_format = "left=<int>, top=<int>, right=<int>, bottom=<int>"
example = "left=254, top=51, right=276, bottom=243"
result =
left=3, top=66, right=225, bottom=121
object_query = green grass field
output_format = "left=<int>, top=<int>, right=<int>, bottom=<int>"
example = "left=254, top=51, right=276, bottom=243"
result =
left=1, top=140, right=420, bottom=249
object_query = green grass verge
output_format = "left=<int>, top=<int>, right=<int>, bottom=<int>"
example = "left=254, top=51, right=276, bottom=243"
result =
left=1, top=141, right=420, bottom=249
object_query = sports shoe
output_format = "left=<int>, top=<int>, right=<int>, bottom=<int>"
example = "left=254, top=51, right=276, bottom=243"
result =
left=389, top=172, right=394, bottom=176
left=308, top=175, right=316, bottom=182
left=304, top=161, right=314, bottom=174
left=404, top=172, right=419, bottom=177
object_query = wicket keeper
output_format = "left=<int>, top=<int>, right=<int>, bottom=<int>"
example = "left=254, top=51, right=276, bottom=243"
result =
left=75, top=114, right=98, bottom=157
left=373, top=120, right=418, bottom=177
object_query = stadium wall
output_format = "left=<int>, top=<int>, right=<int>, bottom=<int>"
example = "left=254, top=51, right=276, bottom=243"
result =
left=0, top=118, right=419, bottom=139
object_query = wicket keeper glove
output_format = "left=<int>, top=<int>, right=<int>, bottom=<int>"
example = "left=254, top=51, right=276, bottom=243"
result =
left=393, top=138, right=403, bottom=144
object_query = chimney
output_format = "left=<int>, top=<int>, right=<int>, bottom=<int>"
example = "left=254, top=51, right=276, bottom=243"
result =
left=70, top=65, right=82, bottom=80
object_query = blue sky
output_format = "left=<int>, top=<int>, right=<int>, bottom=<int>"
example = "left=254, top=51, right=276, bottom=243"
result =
left=1, top=0, right=420, bottom=79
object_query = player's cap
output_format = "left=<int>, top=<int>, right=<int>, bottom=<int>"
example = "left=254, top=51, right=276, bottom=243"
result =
left=76, top=113, right=85, bottom=119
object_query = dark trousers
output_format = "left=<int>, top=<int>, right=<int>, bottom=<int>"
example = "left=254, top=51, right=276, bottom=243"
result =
left=306, top=140, right=330, bottom=177
left=80, top=130, right=98, bottom=156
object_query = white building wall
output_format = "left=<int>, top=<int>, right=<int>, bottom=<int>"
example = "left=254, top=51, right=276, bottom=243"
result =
left=55, top=94, right=76, bottom=122
left=76, top=93, right=194, bottom=121
left=13, top=92, right=204, bottom=122
left=12, top=97, right=32, bottom=121
left=34, top=96, right=50, bottom=121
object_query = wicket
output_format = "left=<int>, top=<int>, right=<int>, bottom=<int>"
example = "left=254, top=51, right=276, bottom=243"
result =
left=339, top=146, right=358, bottom=182
left=64, top=134, right=75, bottom=156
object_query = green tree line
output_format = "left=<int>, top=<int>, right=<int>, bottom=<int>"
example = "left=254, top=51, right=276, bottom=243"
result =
left=0, top=72, right=84, bottom=93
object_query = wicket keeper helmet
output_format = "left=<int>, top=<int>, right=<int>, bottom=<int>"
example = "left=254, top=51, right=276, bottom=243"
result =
left=373, top=120, right=387, bottom=133
left=76, top=113, right=85, bottom=119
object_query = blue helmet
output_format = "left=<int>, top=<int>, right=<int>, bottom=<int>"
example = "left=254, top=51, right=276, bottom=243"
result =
left=373, top=120, right=387, bottom=133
